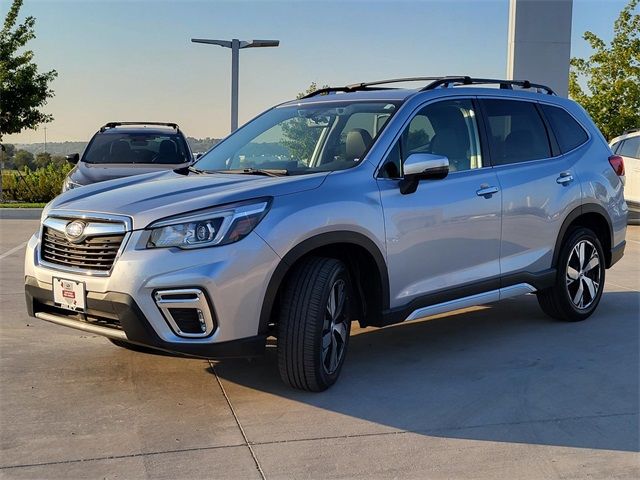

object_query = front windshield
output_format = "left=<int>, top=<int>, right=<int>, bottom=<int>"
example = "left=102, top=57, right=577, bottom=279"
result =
left=195, top=101, right=398, bottom=174
left=83, top=132, right=190, bottom=165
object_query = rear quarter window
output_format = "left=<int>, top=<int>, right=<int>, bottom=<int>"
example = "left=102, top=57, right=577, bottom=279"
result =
left=541, top=104, right=589, bottom=153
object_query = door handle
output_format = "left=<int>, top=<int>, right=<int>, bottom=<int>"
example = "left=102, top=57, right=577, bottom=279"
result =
left=556, top=172, right=574, bottom=185
left=476, top=185, right=499, bottom=197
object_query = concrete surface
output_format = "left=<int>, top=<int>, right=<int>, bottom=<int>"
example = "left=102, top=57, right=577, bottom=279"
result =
left=0, top=209, right=43, bottom=220
left=1, top=219, right=638, bottom=479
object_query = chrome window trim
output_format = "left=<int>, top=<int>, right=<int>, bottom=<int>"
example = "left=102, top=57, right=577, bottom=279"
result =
left=37, top=210, right=133, bottom=277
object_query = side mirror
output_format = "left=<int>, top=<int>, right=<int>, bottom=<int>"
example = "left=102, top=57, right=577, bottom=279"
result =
left=66, top=153, right=79, bottom=165
left=399, top=153, right=449, bottom=195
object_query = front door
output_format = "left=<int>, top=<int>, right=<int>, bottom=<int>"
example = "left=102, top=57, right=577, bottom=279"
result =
left=377, top=98, right=502, bottom=310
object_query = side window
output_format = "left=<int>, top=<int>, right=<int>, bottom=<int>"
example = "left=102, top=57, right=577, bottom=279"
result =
left=483, top=99, right=552, bottom=165
left=379, top=99, right=482, bottom=177
left=541, top=104, right=589, bottom=153
left=618, top=137, right=640, bottom=159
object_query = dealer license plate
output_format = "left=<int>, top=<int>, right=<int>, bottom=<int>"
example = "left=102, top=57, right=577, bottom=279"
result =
left=53, top=278, right=86, bottom=312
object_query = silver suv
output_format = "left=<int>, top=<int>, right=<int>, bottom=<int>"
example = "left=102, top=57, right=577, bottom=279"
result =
left=25, top=77, right=628, bottom=391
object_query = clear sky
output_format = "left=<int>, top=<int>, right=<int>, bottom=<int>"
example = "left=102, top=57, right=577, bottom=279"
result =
left=1, top=0, right=630, bottom=143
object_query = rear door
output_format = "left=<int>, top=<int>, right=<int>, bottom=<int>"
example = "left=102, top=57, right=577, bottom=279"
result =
left=479, top=98, right=584, bottom=279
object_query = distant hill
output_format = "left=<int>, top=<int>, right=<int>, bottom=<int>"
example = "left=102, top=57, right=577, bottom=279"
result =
left=10, top=137, right=221, bottom=156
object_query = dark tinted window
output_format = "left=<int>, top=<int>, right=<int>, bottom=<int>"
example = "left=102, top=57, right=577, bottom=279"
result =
left=618, top=137, right=640, bottom=159
left=483, top=99, right=551, bottom=165
left=541, top=104, right=588, bottom=153
left=83, top=132, right=190, bottom=165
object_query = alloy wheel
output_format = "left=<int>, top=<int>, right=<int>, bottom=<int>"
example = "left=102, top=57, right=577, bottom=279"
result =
left=321, top=279, right=348, bottom=375
left=566, top=239, right=601, bottom=310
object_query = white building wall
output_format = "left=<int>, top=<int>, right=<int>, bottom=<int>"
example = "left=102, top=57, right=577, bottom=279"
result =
left=507, top=0, right=573, bottom=97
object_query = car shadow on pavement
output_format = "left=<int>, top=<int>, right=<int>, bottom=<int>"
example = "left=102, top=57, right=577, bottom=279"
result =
left=212, top=291, right=639, bottom=452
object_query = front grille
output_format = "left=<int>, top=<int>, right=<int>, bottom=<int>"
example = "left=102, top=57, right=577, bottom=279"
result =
left=41, top=226, right=124, bottom=272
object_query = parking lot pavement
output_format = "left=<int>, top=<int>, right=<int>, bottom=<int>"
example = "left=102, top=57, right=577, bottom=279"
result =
left=1, top=219, right=638, bottom=480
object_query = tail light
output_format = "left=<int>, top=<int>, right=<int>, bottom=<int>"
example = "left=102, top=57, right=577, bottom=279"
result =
left=608, top=155, right=625, bottom=176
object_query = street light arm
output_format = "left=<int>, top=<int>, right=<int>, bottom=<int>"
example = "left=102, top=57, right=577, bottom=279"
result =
left=191, top=38, right=232, bottom=48
left=241, top=40, right=280, bottom=49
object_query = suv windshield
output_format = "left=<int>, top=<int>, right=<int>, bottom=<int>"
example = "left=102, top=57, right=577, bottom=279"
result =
left=195, top=101, right=399, bottom=174
left=83, top=132, right=190, bottom=165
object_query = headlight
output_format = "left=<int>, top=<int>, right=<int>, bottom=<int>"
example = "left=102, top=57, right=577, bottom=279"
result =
left=62, top=177, right=82, bottom=192
left=146, top=198, right=271, bottom=249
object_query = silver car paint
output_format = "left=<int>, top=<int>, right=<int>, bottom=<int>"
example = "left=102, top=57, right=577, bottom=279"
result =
left=69, top=161, right=191, bottom=186
left=26, top=87, right=627, bottom=348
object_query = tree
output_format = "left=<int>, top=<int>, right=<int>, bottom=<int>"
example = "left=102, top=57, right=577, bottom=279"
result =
left=34, top=151, right=50, bottom=168
left=281, top=82, right=329, bottom=164
left=50, top=154, right=66, bottom=168
left=0, top=0, right=57, bottom=141
left=569, top=0, right=640, bottom=140
left=13, top=148, right=33, bottom=169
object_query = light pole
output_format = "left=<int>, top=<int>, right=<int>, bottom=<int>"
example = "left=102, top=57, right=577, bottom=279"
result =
left=191, top=38, right=280, bottom=132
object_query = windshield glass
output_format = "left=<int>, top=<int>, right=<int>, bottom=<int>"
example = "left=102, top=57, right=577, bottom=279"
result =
left=195, top=101, right=398, bottom=174
left=83, top=132, right=190, bottom=165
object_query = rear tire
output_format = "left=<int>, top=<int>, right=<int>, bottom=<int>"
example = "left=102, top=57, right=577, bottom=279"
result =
left=537, top=227, right=605, bottom=322
left=277, top=257, right=353, bottom=392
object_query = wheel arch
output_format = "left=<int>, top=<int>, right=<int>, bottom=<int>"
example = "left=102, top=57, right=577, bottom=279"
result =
left=258, top=231, right=389, bottom=334
left=553, top=204, right=614, bottom=268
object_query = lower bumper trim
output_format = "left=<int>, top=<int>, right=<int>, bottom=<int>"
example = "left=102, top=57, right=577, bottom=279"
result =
left=35, top=311, right=127, bottom=340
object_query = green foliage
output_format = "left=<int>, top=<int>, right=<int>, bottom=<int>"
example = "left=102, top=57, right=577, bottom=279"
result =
left=187, top=137, right=219, bottom=153
left=281, top=82, right=329, bottom=164
left=34, top=151, right=50, bottom=168
left=569, top=0, right=640, bottom=140
left=12, top=148, right=33, bottom=169
left=0, top=0, right=57, bottom=140
left=1, top=162, right=72, bottom=202
left=1, top=142, right=15, bottom=157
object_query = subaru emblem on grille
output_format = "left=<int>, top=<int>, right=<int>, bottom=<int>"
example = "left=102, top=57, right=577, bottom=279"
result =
left=64, top=220, right=86, bottom=243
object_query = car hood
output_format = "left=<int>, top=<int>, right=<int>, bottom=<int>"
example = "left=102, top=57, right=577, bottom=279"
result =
left=73, top=162, right=187, bottom=184
left=47, top=170, right=329, bottom=228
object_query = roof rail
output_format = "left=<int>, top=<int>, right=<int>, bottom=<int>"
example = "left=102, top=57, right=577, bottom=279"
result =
left=421, top=76, right=556, bottom=95
left=100, top=122, right=179, bottom=132
left=302, top=76, right=555, bottom=99
left=622, top=127, right=640, bottom=135
left=301, top=77, right=451, bottom=98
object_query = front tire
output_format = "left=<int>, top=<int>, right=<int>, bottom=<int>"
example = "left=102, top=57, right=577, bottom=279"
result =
left=537, top=227, right=605, bottom=321
left=277, top=257, right=353, bottom=392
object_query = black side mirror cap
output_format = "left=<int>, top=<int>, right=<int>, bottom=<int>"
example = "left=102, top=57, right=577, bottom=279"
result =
left=66, top=153, right=80, bottom=164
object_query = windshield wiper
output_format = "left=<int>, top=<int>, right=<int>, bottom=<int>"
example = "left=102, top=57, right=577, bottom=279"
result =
left=213, top=168, right=289, bottom=177
left=187, top=165, right=206, bottom=174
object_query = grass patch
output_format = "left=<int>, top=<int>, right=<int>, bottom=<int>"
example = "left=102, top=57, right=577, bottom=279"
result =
left=0, top=202, right=46, bottom=208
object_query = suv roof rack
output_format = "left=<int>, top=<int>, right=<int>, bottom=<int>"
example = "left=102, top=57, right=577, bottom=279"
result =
left=100, top=122, right=179, bottom=132
left=302, top=76, right=555, bottom=98
left=622, top=127, right=640, bottom=135
left=302, top=77, right=445, bottom=98
left=420, top=76, right=555, bottom=95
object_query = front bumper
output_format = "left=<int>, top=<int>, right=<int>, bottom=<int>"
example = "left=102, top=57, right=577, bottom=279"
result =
left=25, top=277, right=266, bottom=358
left=24, top=227, right=282, bottom=356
